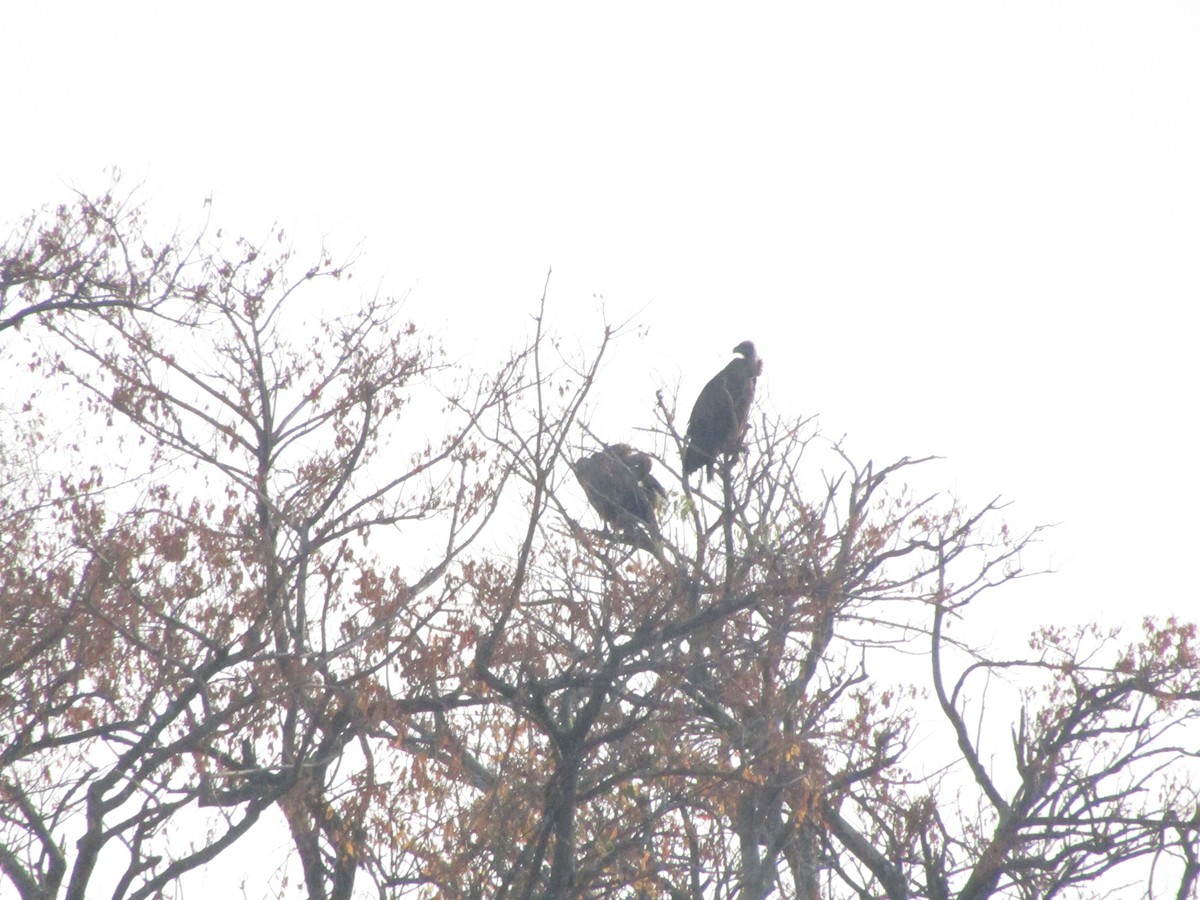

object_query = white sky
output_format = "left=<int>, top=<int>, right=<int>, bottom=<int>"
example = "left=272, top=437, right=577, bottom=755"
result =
left=3, top=1, right=1199, bottom=639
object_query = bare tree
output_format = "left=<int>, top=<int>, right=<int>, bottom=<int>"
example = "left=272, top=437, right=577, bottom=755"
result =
left=2, top=186, right=1197, bottom=900
left=0, top=175, right=200, bottom=334
left=1, top=189, right=513, bottom=899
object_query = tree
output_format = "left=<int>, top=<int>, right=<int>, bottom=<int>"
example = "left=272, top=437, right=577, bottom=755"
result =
left=2, top=186, right=1198, bottom=899
left=0, top=182, right=513, bottom=900
left=0, top=179, right=191, bottom=334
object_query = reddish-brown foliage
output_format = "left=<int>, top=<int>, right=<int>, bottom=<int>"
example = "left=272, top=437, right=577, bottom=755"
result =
left=1, top=186, right=1197, bottom=900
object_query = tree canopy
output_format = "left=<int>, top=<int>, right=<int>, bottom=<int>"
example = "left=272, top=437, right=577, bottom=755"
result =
left=2, top=184, right=1198, bottom=900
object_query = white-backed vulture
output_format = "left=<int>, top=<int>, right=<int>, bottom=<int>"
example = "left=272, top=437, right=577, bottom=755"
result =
left=572, top=443, right=666, bottom=534
left=682, top=340, right=762, bottom=481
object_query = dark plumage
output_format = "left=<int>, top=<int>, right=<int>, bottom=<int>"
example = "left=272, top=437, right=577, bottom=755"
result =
left=572, top=443, right=666, bottom=534
left=682, top=340, right=762, bottom=481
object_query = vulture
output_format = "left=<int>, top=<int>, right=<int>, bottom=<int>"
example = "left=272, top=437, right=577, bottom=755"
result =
left=572, top=443, right=667, bottom=535
left=682, top=340, right=762, bottom=481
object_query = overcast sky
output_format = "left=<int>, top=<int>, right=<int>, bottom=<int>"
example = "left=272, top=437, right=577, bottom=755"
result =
left=3, top=2, right=1198, bottom=639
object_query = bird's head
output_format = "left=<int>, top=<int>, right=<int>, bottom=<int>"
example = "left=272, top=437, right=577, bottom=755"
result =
left=732, top=340, right=757, bottom=361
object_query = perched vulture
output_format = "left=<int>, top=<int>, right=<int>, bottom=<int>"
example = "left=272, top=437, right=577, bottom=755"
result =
left=572, top=443, right=667, bottom=535
left=682, top=340, right=762, bottom=481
